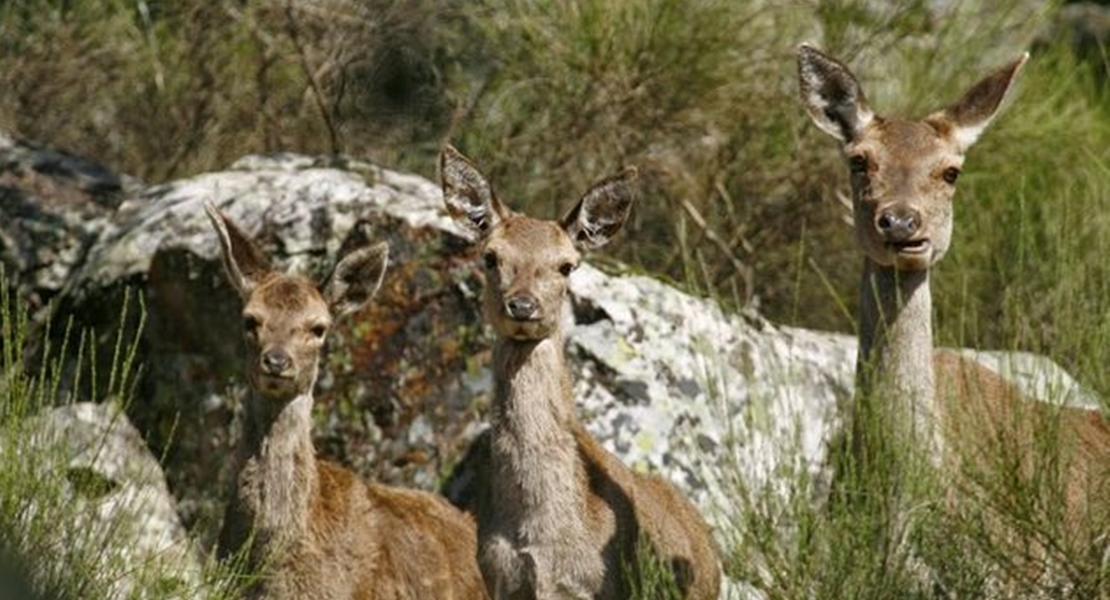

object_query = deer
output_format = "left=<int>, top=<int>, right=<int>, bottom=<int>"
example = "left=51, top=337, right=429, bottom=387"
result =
left=204, top=204, right=490, bottom=600
left=438, top=145, right=720, bottom=600
left=797, top=45, right=1110, bottom=540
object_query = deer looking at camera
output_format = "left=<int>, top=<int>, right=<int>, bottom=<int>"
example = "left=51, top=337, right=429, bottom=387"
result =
left=797, top=45, right=1110, bottom=528
left=205, top=204, right=489, bottom=600
left=439, top=146, right=720, bottom=600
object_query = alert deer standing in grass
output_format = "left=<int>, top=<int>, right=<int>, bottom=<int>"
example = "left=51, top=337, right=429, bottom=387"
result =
left=205, top=204, right=489, bottom=600
left=439, top=146, right=720, bottom=600
left=797, top=45, right=1110, bottom=531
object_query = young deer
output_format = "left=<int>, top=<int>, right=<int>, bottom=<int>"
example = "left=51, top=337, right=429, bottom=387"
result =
left=205, top=204, right=489, bottom=600
left=439, top=146, right=720, bottom=600
left=797, top=46, right=1110, bottom=524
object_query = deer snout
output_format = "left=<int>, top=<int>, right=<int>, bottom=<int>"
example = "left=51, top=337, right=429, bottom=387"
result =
left=875, top=206, right=922, bottom=243
left=260, top=348, right=293, bottom=376
left=504, top=295, right=540, bottom=321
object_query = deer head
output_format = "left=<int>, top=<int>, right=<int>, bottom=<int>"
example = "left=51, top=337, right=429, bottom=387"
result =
left=798, top=44, right=1027, bottom=272
left=439, top=145, right=636, bottom=341
left=205, top=203, right=388, bottom=401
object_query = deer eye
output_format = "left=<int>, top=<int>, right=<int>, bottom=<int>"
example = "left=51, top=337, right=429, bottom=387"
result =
left=942, top=166, right=961, bottom=185
left=243, top=316, right=260, bottom=333
left=848, top=154, right=869, bottom=174
left=558, top=262, right=577, bottom=277
left=483, top=251, right=499, bottom=270
left=310, top=324, right=328, bottom=339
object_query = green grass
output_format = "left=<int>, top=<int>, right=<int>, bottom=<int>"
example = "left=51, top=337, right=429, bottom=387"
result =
left=3, top=0, right=1107, bottom=384
left=0, top=269, right=247, bottom=600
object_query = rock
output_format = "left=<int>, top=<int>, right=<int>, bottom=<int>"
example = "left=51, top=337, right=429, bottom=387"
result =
left=45, top=147, right=1103, bottom=551
left=51, top=149, right=859, bottom=536
left=16, top=402, right=201, bottom=599
left=565, top=266, right=855, bottom=518
left=53, top=153, right=488, bottom=535
left=956, top=349, right=1103, bottom=411
left=0, top=132, right=140, bottom=316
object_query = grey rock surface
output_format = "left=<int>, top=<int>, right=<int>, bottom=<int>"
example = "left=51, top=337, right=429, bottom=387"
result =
left=54, top=152, right=490, bottom=536
left=20, top=402, right=201, bottom=599
left=51, top=149, right=1102, bottom=525
left=0, top=132, right=140, bottom=315
left=566, top=265, right=854, bottom=521
left=55, top=151, right=864, bottom=532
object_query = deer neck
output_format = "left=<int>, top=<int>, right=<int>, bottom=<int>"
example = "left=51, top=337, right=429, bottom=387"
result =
left=234, top=389, right=319, bottom=546
left=489, top=333, right=584, bottom=521
left=857, top=260, right=935, bottom=424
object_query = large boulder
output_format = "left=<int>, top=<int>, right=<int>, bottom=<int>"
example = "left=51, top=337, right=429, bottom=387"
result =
left=53, top=154, right=489, bottom=535
left=0, top=131, right=139, bottom=316
left=41, top=148, right=1100, bottom=556
left=47, top=151, right=861, bottom=537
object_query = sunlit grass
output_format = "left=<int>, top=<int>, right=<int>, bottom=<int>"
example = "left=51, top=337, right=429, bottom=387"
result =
left=0, top=268, right=248, bottom=600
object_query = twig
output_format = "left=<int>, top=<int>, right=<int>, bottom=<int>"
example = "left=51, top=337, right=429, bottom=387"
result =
left=284, top=1, right=340, bottom=155
left=836, top=189, right=854, bottom=227
left=679, top=197, right=754, bottom=303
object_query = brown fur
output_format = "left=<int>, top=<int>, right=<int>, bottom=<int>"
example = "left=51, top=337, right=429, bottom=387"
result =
left=440, top=146, right=720, bottom=600
left=936, top=353, right=1110, bottom=530
left=205, top=204, right=489, bottom=600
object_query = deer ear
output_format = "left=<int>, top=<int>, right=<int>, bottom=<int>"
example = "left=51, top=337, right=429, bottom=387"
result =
left=561, top=167, right=637, bottom=250
left=439, top=145, right=507, bottom=240
left=323, top=242, right=389, bottom=319
left=933, top=53, right=1028, bottom=152
left=797, top=43, right=874, bottom=143
left=204, top=202, right=271, bottom=299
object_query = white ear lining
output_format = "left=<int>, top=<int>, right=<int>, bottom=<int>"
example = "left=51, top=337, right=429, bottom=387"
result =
left=952, top=121, right=989, bottom=152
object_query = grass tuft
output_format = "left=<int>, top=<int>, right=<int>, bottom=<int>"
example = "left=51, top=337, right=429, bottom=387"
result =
left=0, top=265, right=247, bottom=600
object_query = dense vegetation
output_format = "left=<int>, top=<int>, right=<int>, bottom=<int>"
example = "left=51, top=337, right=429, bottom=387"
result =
left=3, top=1, right=1108, bottom=373
left=2, top=0, right=1109, bottom=598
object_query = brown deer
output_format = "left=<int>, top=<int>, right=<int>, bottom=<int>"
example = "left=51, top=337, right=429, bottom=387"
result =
left=439, top=146, right=720, bottom=600
left=205, top=204, right=489, bottom=600
left=797, top=45, right=1110, bottom=532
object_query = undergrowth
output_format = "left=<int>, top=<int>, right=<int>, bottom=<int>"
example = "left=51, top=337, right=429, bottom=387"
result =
left=4, top=1, right=1106, bottom=395
left=0, top=268, right=246, bottom=600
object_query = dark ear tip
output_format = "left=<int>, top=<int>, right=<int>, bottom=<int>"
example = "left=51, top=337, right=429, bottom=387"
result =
left=343, top=242, right=389, bottom=271
left=369, top=241, right=390, bottom=263
left=797, top=42, right=825, bottom=61
left=441, top=143, right=464, bottom=162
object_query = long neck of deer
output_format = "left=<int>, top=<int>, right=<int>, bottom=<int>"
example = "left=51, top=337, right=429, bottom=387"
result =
left=857, top=260, right=935, bottom=429
left=490, top=333, right=582, bottom=514
left=236, top=389, right=319, bottom=543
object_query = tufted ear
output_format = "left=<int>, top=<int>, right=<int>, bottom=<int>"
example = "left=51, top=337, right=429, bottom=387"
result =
left=322, top=242, right=389, bottom=319
left=204, top=202, right=271, bottom=299
left=439, top=144, right=508, bottom=240
left=931, top=53, right=1028, bottom=152
left=561, top=167, right=637, bottom=250
left=797, top=43, right=875, bottom=143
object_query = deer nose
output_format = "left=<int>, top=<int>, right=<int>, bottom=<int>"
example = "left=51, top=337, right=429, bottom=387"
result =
left=261, top=349, right=293, bottom=375
left=875, top=207, right=921, bottom=242
left=505, top=295, right=539, bottom=321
